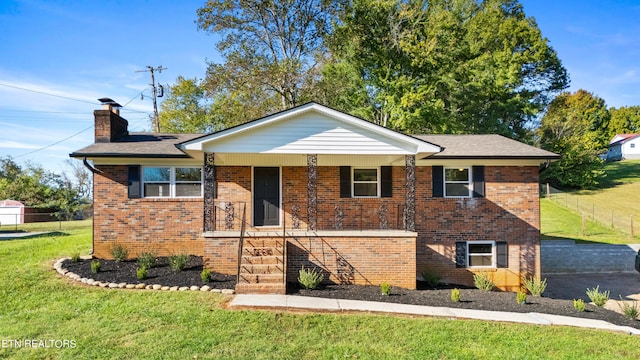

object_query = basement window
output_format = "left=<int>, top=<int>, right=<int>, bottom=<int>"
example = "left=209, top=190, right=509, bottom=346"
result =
left=142, top=167, right=202, bottom=198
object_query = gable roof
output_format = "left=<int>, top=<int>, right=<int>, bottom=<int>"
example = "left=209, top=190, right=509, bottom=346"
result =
left=179, top=102, right=441, bottom=156
left=610, top=134, right=640, bottom=146
left=414, top=134, right=559, bottom=160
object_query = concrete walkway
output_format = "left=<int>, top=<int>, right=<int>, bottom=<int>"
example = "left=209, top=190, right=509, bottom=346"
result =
left=229, top=294, right=640, bottom=335
left=541, top=240, right=639, bottom=274
left=0, top=231, right=52, bottom=240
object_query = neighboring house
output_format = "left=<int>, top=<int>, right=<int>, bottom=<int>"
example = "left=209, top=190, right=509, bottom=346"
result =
left=71, top=102, right=558, bottom=294
left=606, top=134, right=640, bottom=161
left=0, top=200, right=25, bottom=225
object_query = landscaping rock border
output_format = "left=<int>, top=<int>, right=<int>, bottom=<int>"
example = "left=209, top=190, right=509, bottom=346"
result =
left=53, top=257, right=235, bottom=295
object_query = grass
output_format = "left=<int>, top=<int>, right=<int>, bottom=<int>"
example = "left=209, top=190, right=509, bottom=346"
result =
left=541, top=159, right=640, bottom=244
left=1, top=221, right=640, bottom=358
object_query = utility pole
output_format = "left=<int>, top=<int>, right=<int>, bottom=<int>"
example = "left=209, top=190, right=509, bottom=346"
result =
left=136, top=65, right=167, bottom=132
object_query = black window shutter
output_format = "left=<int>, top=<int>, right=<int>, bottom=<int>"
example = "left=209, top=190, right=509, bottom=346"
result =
left=128, top=165, right=141, bottom=199
left=472, top=166, right=485, bottom=198
left=381, top=166, right=392, bottom=198
left=432, top=166, right=444, bottom=198
left=496, top=242, right=508, bottom=268
left=455, top=241, right=466, bottom=268
left=339, top=166, right=351, bottom=198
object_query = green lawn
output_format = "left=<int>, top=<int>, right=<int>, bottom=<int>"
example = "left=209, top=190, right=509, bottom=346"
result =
left=1, top=223, right=640, bottom=359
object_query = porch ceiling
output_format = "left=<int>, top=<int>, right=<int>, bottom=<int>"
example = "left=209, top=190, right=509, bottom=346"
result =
left=210, top=153, right=409, bottom=166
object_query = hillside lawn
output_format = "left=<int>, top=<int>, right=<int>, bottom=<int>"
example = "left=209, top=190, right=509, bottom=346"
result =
left=1, top=222, right=640, bottom=359
left=541, top=159, right=640, bottom=244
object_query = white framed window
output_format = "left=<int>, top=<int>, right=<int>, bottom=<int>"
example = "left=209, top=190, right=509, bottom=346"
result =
left=467, top=241, right=495, bottom=268
left=352, top=168, right=379, bottom=197
left=631, top=143, right=636, bottom=148
left=444, top=167, right=471, bottom=197
left=142, top=166, right=202, bottom=198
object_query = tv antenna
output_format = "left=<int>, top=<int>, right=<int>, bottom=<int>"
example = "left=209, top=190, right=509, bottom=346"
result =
left=136, top=65, right=167, bottom=132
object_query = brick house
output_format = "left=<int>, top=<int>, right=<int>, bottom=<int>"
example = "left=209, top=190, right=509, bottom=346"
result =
left=71, top=102, right=558, bottom=293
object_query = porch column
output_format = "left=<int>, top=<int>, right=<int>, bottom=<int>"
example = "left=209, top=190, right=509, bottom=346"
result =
left=307, top=154, right=318, bottom=231
left=203, top=152, right=215, bottom=232
left=404, top=155, right=416, bottom=231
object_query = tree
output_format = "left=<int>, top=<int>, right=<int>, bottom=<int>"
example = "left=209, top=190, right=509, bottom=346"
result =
left=538, top=90, right=610, bottom=189
left=0, top=157, right=83, bottom=217
left=62, top=159, right=92, bottom=200
left=158, top=77, right=216, bottom=133
left=196, top=0, right=346, bottom=124
left=330, top=0, right=568, bottom=140
left=608, top=106, right=640, bottom=138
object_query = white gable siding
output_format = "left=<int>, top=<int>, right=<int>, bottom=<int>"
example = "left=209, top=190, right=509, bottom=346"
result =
left=202, top=112, right=416, bottom=155
left=623, top=138, right=640, bottom=159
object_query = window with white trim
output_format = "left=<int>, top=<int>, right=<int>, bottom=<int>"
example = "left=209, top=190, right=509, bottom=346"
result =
left=467, top=241, right=495, bottom=267
left=352, top=168, right=379, bottom=197
left=444, top=168, right=471, bottom=197
left=631, top=143, right=636, bottom=148
left=142, top=166, right=202, bottom=198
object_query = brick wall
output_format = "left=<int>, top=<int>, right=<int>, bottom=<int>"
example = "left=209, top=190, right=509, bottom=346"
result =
left=93, top=165, right=203, bottom=259
left=415, top=166, right=541, bottom=291
left=287, top=234, right=417, bottom=289
left=94, top=109, right=128, bottom=143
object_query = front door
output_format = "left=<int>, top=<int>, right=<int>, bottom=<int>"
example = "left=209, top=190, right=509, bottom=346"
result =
left=253, top=167, right=280, bottom=226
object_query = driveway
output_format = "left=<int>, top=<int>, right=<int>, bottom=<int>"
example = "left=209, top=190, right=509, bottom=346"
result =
left=541, top=240, right=640, bottom=301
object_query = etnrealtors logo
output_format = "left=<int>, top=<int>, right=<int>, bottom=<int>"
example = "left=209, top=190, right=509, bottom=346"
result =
left=2, top=339, right=76, bottom=349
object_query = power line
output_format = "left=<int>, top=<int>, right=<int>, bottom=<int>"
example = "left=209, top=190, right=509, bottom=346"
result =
left=0, top=82, right=99, bottom=105
left=13, top=125, right=94, bottom=159
left=136, top=65, right=167, bottom=132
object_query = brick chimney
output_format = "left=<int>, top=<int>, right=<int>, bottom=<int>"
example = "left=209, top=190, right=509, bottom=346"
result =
left=95, top=99, right=129, bottom=143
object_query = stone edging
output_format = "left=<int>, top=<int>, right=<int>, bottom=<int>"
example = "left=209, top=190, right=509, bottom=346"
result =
left=53, top=257, right=235, bottom=294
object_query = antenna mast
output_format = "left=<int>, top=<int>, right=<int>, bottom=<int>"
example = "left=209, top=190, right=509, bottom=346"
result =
left=136, top=65, right=167, bottom=132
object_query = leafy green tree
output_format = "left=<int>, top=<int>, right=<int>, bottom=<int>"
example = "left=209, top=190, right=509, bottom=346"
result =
left=196, top=0, right=346, bottom=124
left=608, top=106, right=640, bottom=138
left=0, top=157, right=83, bottom=217
left=158, top=77, right=216, bottom=133
left=330, top=0, right=568, bottom=140
left=538, top=90, right=610, bottom=189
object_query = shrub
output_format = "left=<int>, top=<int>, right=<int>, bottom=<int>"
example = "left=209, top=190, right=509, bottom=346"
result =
left=91, top=260, right=101, bottom=274
left=618, top=297, right=639, bottom=320
left=451, top=288, right=461, bottom=303
left=201, top=269, right=212, bottom=283
left=380, top=282, right=391, bottom=296
left=110, top=244, right=129, bottom=262
left=573, top=298, right=586, bottom=312
left=168, top=254, right=189, bottom=272
left=136, top=267, right=147, bottom=280
left=473, top=273, right=494, bottom=291
left=70, top=252, right=80, bottom=263
left=516, top=291, right=527, bottom=305
left=421, top=269, right=441, bottom=288
left=137, top=252, right=157, bottom=270
left=298, top=266, right=324, bottom=290
left=523, top=276, right=547, bottom=296
left=586, top=286, right=610, bottom=307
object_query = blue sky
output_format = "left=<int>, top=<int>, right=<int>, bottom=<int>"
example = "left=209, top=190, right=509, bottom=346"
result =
left=1, top=0, right=639, bottom=174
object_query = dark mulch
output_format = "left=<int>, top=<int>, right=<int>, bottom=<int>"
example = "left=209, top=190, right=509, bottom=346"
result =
left=63, top=257, right=639, bottom=329
left=289, top=282, right=640, bottom=330
left=63, top=256, right=235, bottom=289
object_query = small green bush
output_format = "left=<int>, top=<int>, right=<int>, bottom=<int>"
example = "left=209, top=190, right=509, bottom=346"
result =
left=380, top=282, right=391, bottom=296
left=110, top=244, right=129, bottom=262
left=168, top=254, right=189, bottom=272
left=586, top=286, right=610, bottom=307
left=70, top=252, right=80, bottom=263
left=473, top=272, right=494, bottom=291
left=137, top=252, right=157, bottom=270
left=451, top=288, right=461, bottom=303
left=573, top=298, right=586, bottom=312
left=618, top=297, right=639, bottom=320
left=298, top=266, right=324, bottom=289
left=136, top=267, right=147, bottom=280
left=91, top=260, right=101, bottom=274
left=516, top=291, right=527, bottom=305
left=201, top=269, right=211, bottom=283
left=523, top=276, right=547, bottom=296
left=421, top=269, right=441, bottom=288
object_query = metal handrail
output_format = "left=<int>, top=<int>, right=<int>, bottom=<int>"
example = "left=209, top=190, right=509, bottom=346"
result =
left=236, top=203, right=247, bottom=283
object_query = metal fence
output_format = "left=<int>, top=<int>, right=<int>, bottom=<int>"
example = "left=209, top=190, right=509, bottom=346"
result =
left=540, top=183, right=637, bottom=237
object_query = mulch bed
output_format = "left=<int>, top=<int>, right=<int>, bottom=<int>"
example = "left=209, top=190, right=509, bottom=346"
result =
left=64, top=255, right=235, bottom=289
left=64, top=256, right=639, bottom=329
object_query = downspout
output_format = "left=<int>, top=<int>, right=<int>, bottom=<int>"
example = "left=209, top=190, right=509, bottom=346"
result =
left=538, top=159, right=551, bottom=174
left=81, top=157, right=100, bottom=256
